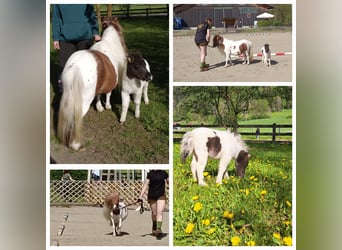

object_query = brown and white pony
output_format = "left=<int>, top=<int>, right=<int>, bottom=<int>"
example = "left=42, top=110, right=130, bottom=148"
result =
left=103, top=190, right=128, bottom=236
left=180, top=127, right=250, bottom=186
left=212, top=34, right=253, bottom=67
left=261, top=43, right=271, bottom=66
left=57, top=17, right=127, bottom=150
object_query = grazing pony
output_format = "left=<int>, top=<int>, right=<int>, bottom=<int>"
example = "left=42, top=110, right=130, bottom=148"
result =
left=103, top=190, right=128, bottom=236
left=212, top=34, right=253, bottom=67
left=261, top=43, right=271, bottom=66
left=180, top=127, right=250, bottom=186
left=57, top=17, right=127, bottom=150
left=120, top=51, right=153, bottom=123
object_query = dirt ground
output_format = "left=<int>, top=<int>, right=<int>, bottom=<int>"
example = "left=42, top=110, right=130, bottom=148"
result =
left=50, top=206, right=169, bottom=246
left=173, top=31, right=293, bottom=82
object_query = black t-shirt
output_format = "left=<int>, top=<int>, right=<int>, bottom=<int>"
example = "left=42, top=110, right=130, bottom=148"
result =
left=147, top=170, right=168, bottom=200
left=195, top=22, right=210, bottom=43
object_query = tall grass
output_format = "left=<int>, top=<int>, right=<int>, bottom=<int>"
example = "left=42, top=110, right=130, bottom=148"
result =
left=173, top=142, right=293, bottom=246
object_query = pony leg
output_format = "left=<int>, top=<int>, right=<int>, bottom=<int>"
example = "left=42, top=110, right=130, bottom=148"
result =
left=105, top=92, right=112, bottom=110
left=133, top=90, right=143, bottom=118
left=117, top=218, right=122, bottom=235
left=111, top=217, right=116, bottom=237
left=224, top=53, right=229, bottom=67
left=143, top=82, right=149, bottom=105
left=190, top=157, right=198, bottom=183
left=95, top=95, right=104, bottom=112
left=216, top=157, right=231, bottom=184
left=196, top=154, right=208, bottom=186
left=120, top=91, right=130, bottom=123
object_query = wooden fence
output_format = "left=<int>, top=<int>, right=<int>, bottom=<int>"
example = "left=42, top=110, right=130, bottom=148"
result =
left=100, top=7, right=168, bottom=18
left=173, top=123, right=292, bottom=144
left=50, top=180, right=169, bottom=209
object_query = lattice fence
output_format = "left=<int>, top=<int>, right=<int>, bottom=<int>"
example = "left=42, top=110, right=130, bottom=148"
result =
left=50, top=181, right=169, bottom=209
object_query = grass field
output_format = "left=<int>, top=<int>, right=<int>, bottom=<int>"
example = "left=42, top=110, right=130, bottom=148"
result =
left=173, top=142, right=293, bottom=246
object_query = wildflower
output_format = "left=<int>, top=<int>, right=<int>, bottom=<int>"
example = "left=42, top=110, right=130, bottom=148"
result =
left=241, top=209, right=245, bottom=214
left=273, top=232, right=281, bottom=239
left=283, top=236, right=292, bottom=246
left=203, top=172, right=209, bottom=177
left=192, top=195, right=199, bottom=201
left=231, top=236, right=241, bottom=246
left=260, top=190, right=267, bottom=196
left=286, top=200, right=292, bottom=207
left=249, top=176, right=255, bottom=181
left=283, top=220, right=291, bottom=226
left=247, top=240, right=256, bottom=246
left=202, top=219, right=210, bottom=226
left=193, top=202, right=202, bottom=212
left=206, top=227, right=216, bottom=235
left=185, top=223, right=194, bottom=234
left=245, top=188, right=250, bottom=196
left=223, top=210, right=234, bottom=219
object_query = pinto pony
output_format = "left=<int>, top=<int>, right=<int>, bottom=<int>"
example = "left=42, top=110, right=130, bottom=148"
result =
left=103, top=190, right=128, bottom=236
left=120, top=51, right=153, bottom=123
left=212, top=34, right=253, bottom=67
left=57, top=17, right=127, bottom=150
left=180, top=127, right=250, bottom=186
left=261, top=43, right=271, bottom=67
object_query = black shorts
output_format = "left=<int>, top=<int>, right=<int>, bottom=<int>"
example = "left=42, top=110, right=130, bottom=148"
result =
left=195, top=41, right=208, bottom=46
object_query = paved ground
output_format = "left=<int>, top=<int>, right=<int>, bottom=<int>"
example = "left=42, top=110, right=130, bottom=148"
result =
left=50, top=206, right=169, bottom=246
left=174, top=31, right=293, bottom=82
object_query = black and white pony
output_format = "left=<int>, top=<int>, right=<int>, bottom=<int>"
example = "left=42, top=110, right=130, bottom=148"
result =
left=180, top=127, right=250, bottom=186
left=103, top=190, right=128, bottom=236
left=212, top=34, right=253, bottom=67
left=120, top=51, right=153, bottom=123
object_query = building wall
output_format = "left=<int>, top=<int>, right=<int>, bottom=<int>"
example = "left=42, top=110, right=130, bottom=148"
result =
left=174, top=5, right=265, bottom=28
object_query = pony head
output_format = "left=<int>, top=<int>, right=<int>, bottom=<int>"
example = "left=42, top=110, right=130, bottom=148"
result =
left=127, top=51, right=153, bottom=81
left=235, top=150, right=250, bottom=178
left=212, top=34, right=224, bottom=48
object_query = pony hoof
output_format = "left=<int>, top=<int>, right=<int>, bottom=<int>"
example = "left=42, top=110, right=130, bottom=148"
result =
left=105, top=105, right=112, bottom=110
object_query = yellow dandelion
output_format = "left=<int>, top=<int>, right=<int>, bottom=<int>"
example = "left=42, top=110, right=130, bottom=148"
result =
left=286, top=200, right=292, bottom=207
left=283, top=220, right=291, bottom=226
left=206, top=227, right=216, bottom=235
left=245, top=188, right=250, bottom=196
left=192, top=195, right=199, bottom=201
left=260, top=190, right=267, bottom=196
left=223, top=210, right=234, bottom=219
left=193, top=202, right=202, bottom=212
left=185, top=223, right=194, bottom=234
left=273, top=232, right=281, bottom=239
left=223, top=179, right=228, bottom=184
left=202, top=219, right=210, bottom=226
left=247, top=240, right=256, bottom=246
left=283, top=236, right=292, bottom=246
left=203, top=172, right=209, bottom=176
left=249, top=176, right=255, bottom=181
left=231, top=236, right=241, bottom=246
left=241, top=209, right=245, bottom=214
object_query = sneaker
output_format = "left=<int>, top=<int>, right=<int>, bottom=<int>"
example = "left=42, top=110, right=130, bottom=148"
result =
left=200, top=66, right=209, bottom=72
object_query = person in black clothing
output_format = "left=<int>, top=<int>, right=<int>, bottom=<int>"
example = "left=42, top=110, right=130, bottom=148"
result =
left=194, top=17, right=213, bottom=72
left=138, top=170, right=169, bottom=238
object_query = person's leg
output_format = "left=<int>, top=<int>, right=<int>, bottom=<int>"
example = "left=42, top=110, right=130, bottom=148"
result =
left=199, top=45, right=209, bottom=71
left=156, top=196, right=166, bottom=234
left=149, top=200, right=158, bottom=235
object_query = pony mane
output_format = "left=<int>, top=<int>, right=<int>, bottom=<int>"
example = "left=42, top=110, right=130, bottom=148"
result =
left=101, top=16, right=128, bottom=54
left=225, top=129, right=248, bottom=151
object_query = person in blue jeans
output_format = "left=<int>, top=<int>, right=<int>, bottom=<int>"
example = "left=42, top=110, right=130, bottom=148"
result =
left=52, top=4, right=101, bottom=92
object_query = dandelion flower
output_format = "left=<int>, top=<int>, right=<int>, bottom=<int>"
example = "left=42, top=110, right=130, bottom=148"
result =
left=206, top=227, right=216, bottom=235
left=193, top=202, right=202, bottom=212
left=202, top=219, right=210, bottom=226
left=286, top=200, right=292, bottom=207
left=260, top=190, right=267, bottom=196
left=192, top=195, right=199, bottom=201
left=273, top=232, right=281, bottom=239
left=223, top=210, right=234, bottom=219
left=203, top=172, right=209, bottom=177
left=231, top=236, right=241, bottom=246
left=247, top=240, right=256, bottom=246
left=185, top=223, right=194, bottom=234
left=283, top=236, right=292, bottom=246
left=245, top=188, right=250, bottom=196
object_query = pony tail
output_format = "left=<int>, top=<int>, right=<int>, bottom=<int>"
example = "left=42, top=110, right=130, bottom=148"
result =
left=180, top=131, right=194, bottom=163
left=57, top=66, right=83, bottom=149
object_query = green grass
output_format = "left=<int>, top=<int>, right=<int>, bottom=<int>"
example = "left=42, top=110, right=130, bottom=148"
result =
left=240, top=109, right=292, bottom=125
left=173, top=143, right=293, bottom=246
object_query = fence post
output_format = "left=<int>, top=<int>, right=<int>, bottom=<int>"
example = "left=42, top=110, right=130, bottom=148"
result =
left=272, top=123, right=276, bottom=143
